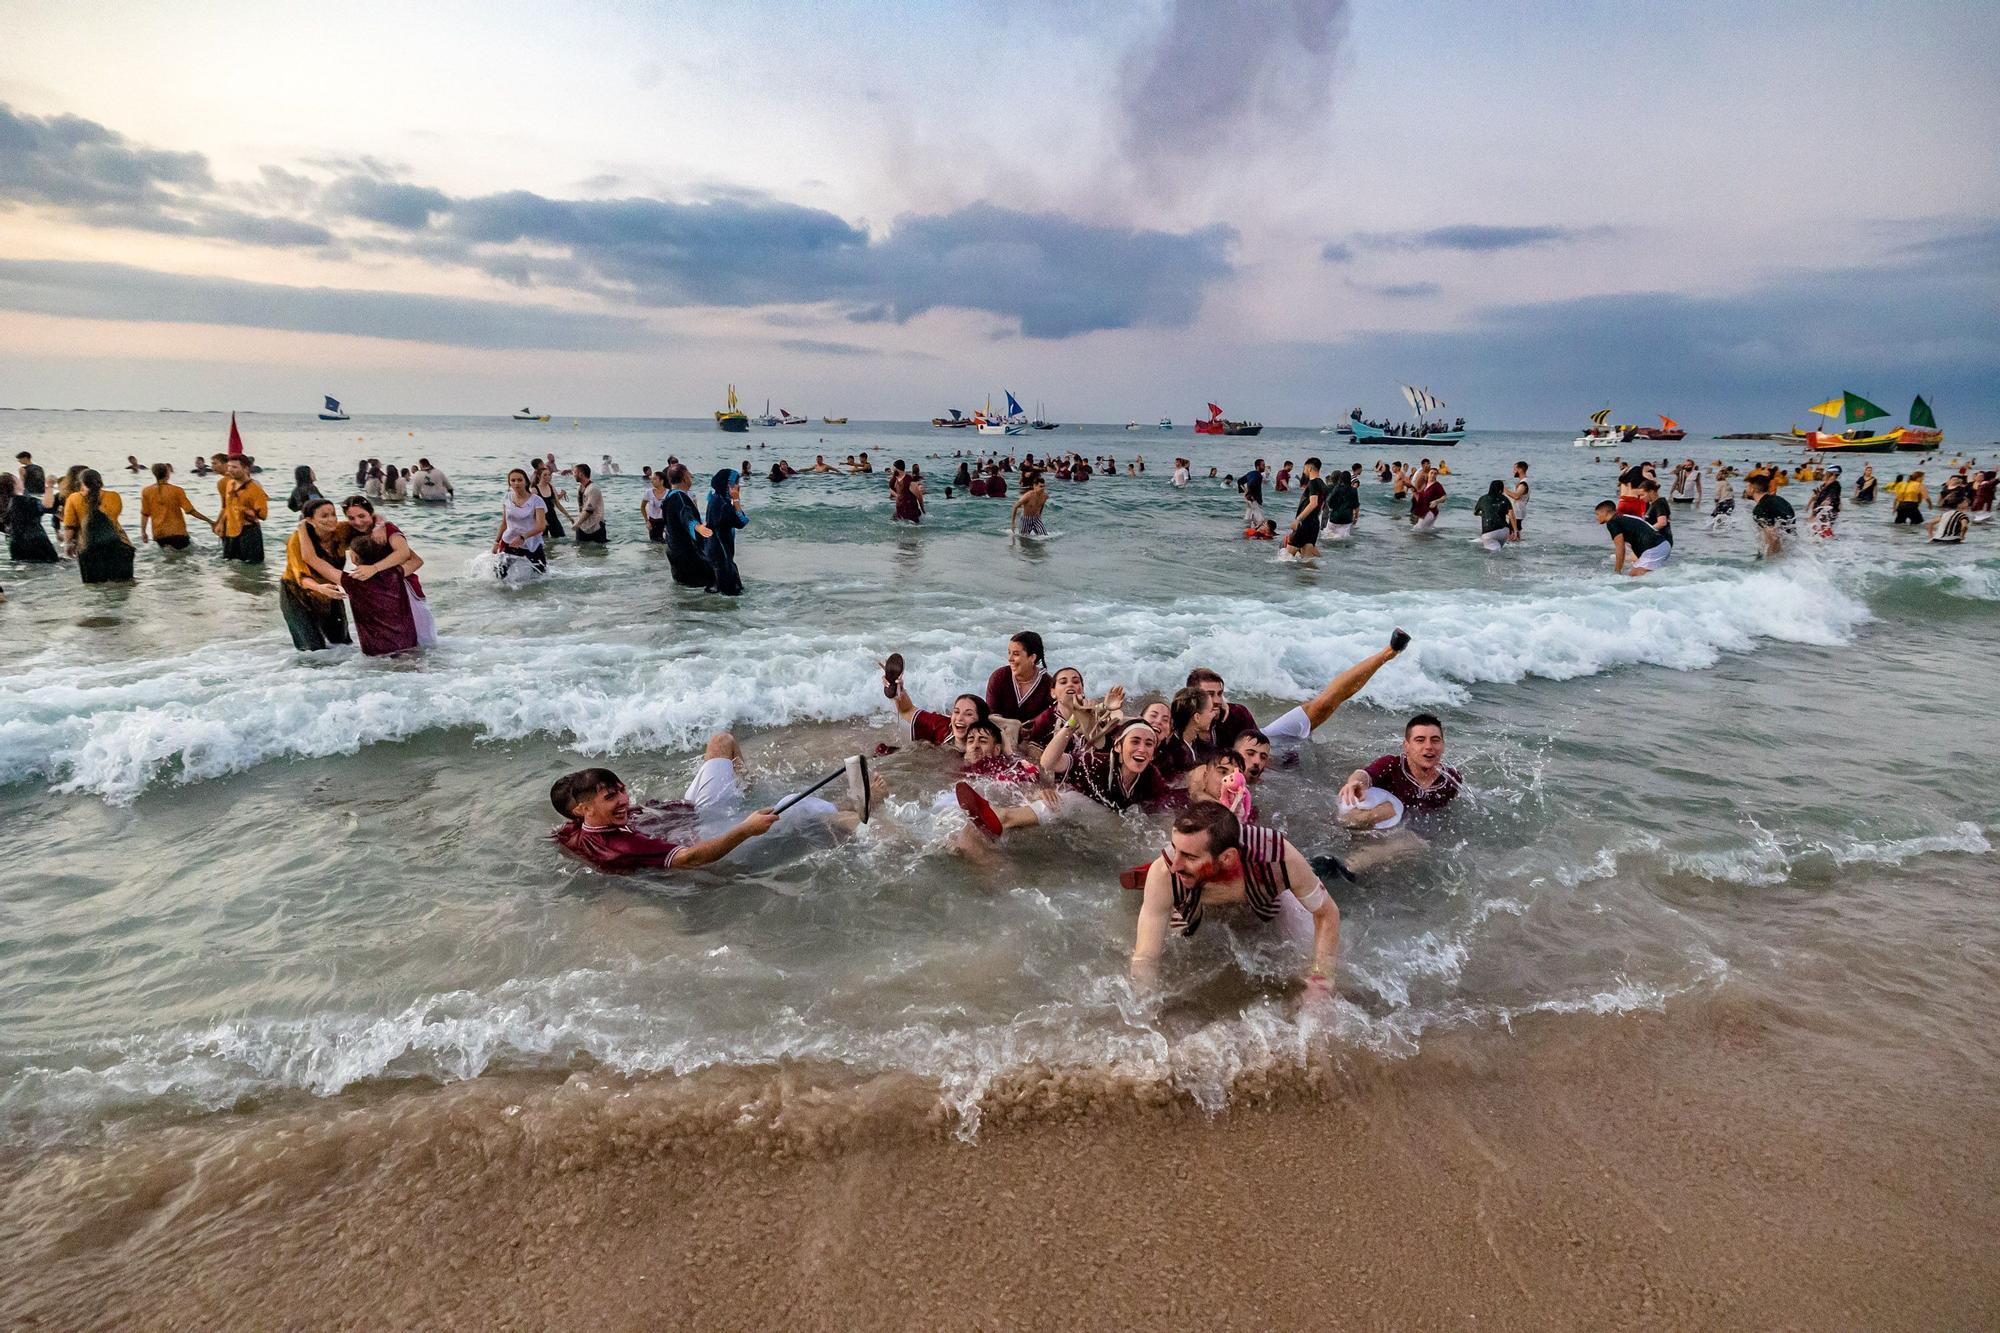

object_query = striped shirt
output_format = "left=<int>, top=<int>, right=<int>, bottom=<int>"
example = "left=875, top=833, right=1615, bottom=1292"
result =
left=1169, top=824, right=1292, bottom=937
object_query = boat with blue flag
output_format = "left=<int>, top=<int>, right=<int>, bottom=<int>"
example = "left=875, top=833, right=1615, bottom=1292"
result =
left=318, top=395, right=349, bottom=422
left=976, top=391, right=1027, bottom=436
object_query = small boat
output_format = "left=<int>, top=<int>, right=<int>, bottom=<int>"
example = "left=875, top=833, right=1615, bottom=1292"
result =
left=1632, top=414, right=1686, bottom=441
left=513, top=407, right=551, bottom=421
left=1351, top=386, right=1464, bottom=444
left=716, top=384, right=749, bottom=432
left=822, top=416, right=848, bottom=425
left=931, top=409, right=972, bottom=428
left=752, top=399, right=781, bottom=428
left=318, top=395, right=349, bottom=422
left=778, top=408, right=808, bottom=426
left=1791, top=390, right=1901, bottom=451
left=976, top=391, right=1027, bottom=436
left=1158, top=418, right=1173, bottom=429
left=1124, top=422, right=1143, bottom=431
left=1029, top=400, right=1059, bottom=430
left=1897, top=395, right=1943, bottom=450
left=1194, top=402, right=1263, bottom=436
left=1573, top=408, right=1627, bottom=447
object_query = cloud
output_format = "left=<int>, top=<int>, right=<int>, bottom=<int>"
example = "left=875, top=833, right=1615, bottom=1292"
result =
left=1327, top=223, right=1616, bottom=261
left=1372, top=281, right=1441, bottom=299
left=1319, top=241, right=1354, bottom=264
left=330, top=175, right=450, bottom=230
left=0, top=259, right=648, bottom=349
left=0, top=103, right=212, bottom=208
left=775, top=338, right=882, bottom=357
left=1117, top=0, right=1350, bottom=188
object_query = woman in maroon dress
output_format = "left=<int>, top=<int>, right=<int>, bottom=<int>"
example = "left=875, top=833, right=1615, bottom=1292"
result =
left=984, top=630, right=1053, bottom=722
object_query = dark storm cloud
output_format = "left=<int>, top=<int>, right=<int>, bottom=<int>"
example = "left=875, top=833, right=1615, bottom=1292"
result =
left=0, top=259, right=647, bottom=349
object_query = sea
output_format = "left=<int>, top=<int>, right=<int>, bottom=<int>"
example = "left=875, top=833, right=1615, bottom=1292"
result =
left=1, top=410, right=1995, bottom=1186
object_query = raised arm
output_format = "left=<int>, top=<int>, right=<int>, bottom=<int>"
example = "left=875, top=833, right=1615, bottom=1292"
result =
left=669, top=808, right=779, bottom=868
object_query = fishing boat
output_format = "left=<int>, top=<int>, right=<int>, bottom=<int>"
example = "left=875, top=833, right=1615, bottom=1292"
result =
left=1158, top=418, right=1173, bottom=429
left=1193, top=402, right=1263, bottom=436
left=1328, top=408, right=1361, bottom=436
left=778, top=408, right=808, bottom=426
left=1573, top=408, right=1626, bottom=447
left=1349, top=386, right=1465, bottom=444
left=317, top=395, right=349, bottom=422
left=931, top=409, right=972, bottom=428
left=975, top=392, right=1026, bottom=436
left=1791, top=391, right=1902, bottom=451
left=822, top=416, right=848, bottom=425
left=716, top=384, right=749, bottom=432
left=1897, top=395, right=1943, bottom=450
left=1632, top=414, right=1686, bottom=441
left=1029, top=400, right=1059, bottom=430
left=513, top=407, right=551, bottom=421
left=752, top=399, right=781, bottom=428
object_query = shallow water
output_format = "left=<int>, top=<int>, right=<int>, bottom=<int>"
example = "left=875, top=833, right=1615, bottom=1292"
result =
left=1, top=411, right=1995, bottom=1150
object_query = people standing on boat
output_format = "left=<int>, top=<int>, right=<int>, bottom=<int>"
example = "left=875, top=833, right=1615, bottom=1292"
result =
left=702, top=468, right=747, bottom=597
left=61, top=469, right=136, bottom=585
left=138, top=463, right=209, bottom=550
left=215, top=456, right=269, bottom=563
left=2, top=472, right=54, bottom=565
left=572, top=463, right=607, bottom=545
left=280, top=498, right=352, bottom=652
left=494, top=468, right=549, bottom=573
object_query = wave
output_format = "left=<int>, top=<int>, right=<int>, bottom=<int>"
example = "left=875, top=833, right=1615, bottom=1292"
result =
left=1669, top=819, right=1989, bottom=886
left=0, top=564, right=1872, bottom=802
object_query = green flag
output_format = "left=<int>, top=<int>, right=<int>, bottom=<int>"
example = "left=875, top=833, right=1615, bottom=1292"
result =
left=1909, top=395, right=1936, bottom=429
left=1842, top=391, right=1889, bottom=424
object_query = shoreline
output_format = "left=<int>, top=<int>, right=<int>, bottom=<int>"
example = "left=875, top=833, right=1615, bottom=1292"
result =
left=6, top=997, right=1996, bottom=1330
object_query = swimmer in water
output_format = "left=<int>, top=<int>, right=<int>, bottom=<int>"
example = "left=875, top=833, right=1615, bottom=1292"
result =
left=1334, top=712, right=1463, bottom=874
left=1595, top=500, right=1671, bottom=575
left=955, top=717, right=1166, bottom=842
left=1010, top=469, right=1049, bottom=537
left=1129, top=800, right=1341, bottom=993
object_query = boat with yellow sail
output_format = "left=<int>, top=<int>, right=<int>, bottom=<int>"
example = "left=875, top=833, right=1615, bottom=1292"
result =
left=715, top=384, right=749, bottom=432
left=1791, top=391, right=1903, bottom=452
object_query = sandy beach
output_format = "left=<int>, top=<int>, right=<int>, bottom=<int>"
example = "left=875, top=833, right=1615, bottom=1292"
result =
left=7, top=985, right=1996, bottom=1331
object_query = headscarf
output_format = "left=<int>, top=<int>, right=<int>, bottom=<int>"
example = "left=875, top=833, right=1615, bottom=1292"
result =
left=706, top=469, right=739, bottom=528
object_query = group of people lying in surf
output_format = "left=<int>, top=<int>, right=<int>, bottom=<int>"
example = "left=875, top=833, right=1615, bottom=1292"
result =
left=547, top=627, right=1465, bottom=993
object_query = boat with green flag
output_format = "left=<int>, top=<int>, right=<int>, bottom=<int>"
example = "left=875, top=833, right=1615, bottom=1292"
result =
left=1792, top=391, right=1903, bottom=451
left=1897, top=396, right=1943, bottom=450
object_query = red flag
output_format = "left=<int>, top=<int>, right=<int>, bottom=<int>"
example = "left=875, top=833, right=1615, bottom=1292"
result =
left=1206, top=402, right=1222, bottom=418
left=227, top=412, right=245, bottom=456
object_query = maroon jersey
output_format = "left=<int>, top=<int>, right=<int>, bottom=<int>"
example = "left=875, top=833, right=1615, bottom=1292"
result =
left=985, top=665, right=1053, bottom=723
left=552, top=801, right=698, bottom=872
left=1211, top=702, right=1261, bottom=751
left=1064, top=750, right=1168, bottom=811
left=963, top=755, right=1039, bottom=785
left=911, top=708, right=954, bottom=747
left=1363, top=755, right=1463, bottom=819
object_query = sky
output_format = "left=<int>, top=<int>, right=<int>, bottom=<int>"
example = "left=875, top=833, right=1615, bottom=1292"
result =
left=1, top=0, right=1996, bottom=430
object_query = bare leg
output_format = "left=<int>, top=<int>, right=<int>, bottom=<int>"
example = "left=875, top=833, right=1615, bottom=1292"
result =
left=1300, top=644, right=1400, bottom=731
left=1342, top=827, right=1426, bottom=874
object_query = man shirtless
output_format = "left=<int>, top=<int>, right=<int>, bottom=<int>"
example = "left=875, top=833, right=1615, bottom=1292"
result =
left=1010, top=470, right=1050, bottom=537
left=1130, top=800, right=1341, bottom=992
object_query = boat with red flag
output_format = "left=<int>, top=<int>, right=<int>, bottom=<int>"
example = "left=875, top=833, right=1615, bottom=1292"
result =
left=1193, top=402, right=1262, bottom=436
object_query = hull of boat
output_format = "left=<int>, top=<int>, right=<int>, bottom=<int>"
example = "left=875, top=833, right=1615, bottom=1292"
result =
left=822, top=417, right=848, bottom=424
left=1634, top=429, right=1686, bottom=440
left=1897, top=429, right=1943, bottom=451
left=1805, top=430, right=1902, bottom=452
left=318, top=413, right=349, bottom=421
left=1031, top=422, right=1058, bottom=430
left=977, top=422, right=1024, bottom=436
left=1351, top=419, right=1462, bottom=445
left=716, top=413, right=749, bottom=432
left=1223, top=424, right=1263, bottom=436
left=513, top=414, right=550, bottom=421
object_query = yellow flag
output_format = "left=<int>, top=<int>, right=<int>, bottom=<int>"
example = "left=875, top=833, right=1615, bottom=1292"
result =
left=1808, top=397, right=1843, bottom=417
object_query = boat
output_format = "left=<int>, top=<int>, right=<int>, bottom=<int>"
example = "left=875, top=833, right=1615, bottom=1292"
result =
left=1029, top=400, right=1059, bottom=430
left=317, top=395, right=349, bottom=422
left=1632, top=414, right=1686, bottom=441
left=513, top=407, right=551, bottom=421
left=822, top=416, right=848, bottom=425
left=1897, top=395, right=1943, bottom=450
left=1349, top=386, right=1465, bottom=444
left=1328, top=407, right=1362, bottom=436
left=976, top=391, right=1027, bottom=436
left=1193, top=402, right=1263, bottom=436
left=1158, top=418, right=1173, bottom=429
left=752, top=399, right=781, bottom=428
left=931, top=409, right=972, bottom=428
left=1573, top=408, right=1628, bottom=447
left=1124, top=422, right=1142, bottom=431
left=778, top=408, right=808, bottom=426
left=1791, top=391, right=1901, bottom=451
left=716, top=384, right=749, bottom=432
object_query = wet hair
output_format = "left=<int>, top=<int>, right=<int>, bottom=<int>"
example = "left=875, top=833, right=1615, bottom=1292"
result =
left=1405, top=712, right=1444, bottom=737
left=952, top=693, right=992, bottom=721
left=1595, top=500, right=1617, bottom=516
left=665, top=463, right=691, bottom=487
left=1185, top=667, right=1224, bottom=689
left=417, top=458, right=433, bottom=469
left=1108, top=718, right=1157, bottom=751
left=355, top=460, right=369, bottom=485
left=1173, top=799, right=1241, bottom=855
left=342, top=494, right=376, bottom=514
left=151, top=462, right=171, bottom=481
left=1052, top=665, right=1084, bottom=687
left=0, top=472, right=15, bottom=507
left=1488, top=479, right=1506, bottom=497
left=1233, top=728, right=1271, bottom=752
left=1304, top=456, right=1322, bottom=470
left=1169, top=685, right=1210, bottom=735
left=550, top=767, right=622, bottom=819
left=80, top=468, right=105, bottom=519
left=21, top=463, right=44, bottom=492
left=963, top=718, right=1004, bottom=746
left=507, top=468, right=530, bottom=489
left=1009, top=631, right=1046, bottom=668
left=574, top=462, right=593, bottom=480
left=300, top=497, right=335, bottom=521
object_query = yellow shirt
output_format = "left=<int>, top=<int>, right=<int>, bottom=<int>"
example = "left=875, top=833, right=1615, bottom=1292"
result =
left=140, top=482, right=195, bottom=538
left=217, top=477, right=269, bottom=537
left=61, top=489, right=123, bottom=532
left=1894, top=481, right=1925, bottom=503
left=283, top=523, right=351, bottom=585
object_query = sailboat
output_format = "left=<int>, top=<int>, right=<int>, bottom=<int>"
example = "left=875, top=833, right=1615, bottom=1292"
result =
left=1193, top=402, right=1263, bottom=436
left=716, top=384, right=749, bottom=432
left=513, top=407, right=551, bottom=421
left=822, top=416, right=848, bottom=425
left=318, top=395, right=349, bottom=422
left=931, top=409, right=972, bottom=428
left=752, top=399, right=781, bottom=428
left=1030, top=399, right=1059, bottom=430
left=1574, top=408, right=1625, bottom=447
left=778, top=407, right=808, bottom=426
left=975, top=391, right=1025, bottom=436
left=1632, top=414, right=1686, bottom=441
left=1897, top=395, right=1943, bottom=450
left=1792, top=391, right=1903, bottom=451
left=1349, top=386, right=1464, bottom=444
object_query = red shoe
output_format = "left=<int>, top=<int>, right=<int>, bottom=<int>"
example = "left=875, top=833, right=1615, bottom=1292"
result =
left=955, top=781, right=1002, bottom=837
left=1118, top=863, right=1151, bottom=891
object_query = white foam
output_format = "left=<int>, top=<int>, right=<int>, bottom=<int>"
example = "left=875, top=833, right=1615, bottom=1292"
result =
left=0, top=562, right=1874, bottom=803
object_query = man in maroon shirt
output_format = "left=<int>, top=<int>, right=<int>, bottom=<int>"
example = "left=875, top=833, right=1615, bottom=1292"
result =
left=1335, top=712, right=1463, bottom=873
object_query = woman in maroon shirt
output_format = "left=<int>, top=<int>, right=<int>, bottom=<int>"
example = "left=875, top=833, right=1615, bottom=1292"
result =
left=985, top=630, right=1053, bottom=722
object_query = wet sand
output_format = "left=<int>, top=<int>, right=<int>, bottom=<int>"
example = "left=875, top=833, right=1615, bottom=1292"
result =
left=6, top=993, right=1997, bottom=1331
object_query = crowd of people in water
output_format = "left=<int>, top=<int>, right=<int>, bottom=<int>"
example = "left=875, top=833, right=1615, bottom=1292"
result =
left=549, top=625, right=1451, bottom=990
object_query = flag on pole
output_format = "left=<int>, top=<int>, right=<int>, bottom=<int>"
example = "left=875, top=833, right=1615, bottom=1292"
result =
left=227, top=412, right=245, bottom=456
left=1841, top=391, right=1888, bottom=424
